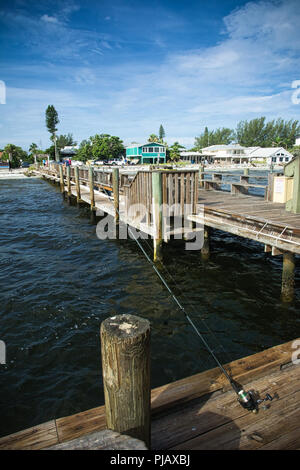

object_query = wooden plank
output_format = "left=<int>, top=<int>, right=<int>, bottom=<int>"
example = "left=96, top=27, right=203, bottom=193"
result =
left=152, top=364, right=300, bottom=450
left=150, top=339, right=295, bottom=415
left=170, top=365, right=300, bottom=450
left=0, top=420, right=58, bottom=450
left=55, top=405, right=106, bottom=444
left=47, top=429, right=148, bottom=450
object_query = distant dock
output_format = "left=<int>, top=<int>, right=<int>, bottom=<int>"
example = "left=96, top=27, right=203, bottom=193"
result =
left=34, top=162, right=299, bottom=302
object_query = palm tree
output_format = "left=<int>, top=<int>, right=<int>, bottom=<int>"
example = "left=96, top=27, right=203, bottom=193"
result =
left=29, top=143, right=38, bottom=163
left=148, top=134, right=159, bottom=143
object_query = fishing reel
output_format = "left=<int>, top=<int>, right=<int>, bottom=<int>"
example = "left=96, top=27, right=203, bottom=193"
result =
left=231, top=380, right=275, bottom=413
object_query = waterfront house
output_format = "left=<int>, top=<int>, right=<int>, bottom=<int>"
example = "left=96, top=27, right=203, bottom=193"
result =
left=126, top=142, right=167, bottom=164
left=246, top=147, right=294, bottom=165
left=187, top=144, right=294, bottom=166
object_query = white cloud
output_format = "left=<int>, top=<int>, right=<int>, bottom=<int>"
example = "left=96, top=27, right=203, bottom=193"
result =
left=41, top=14, right=60, bottom=24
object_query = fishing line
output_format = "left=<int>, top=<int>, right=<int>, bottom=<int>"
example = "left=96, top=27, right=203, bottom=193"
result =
left=96, top=173, right=232, bottom=372
left=90, top=167, right=273, bottom=411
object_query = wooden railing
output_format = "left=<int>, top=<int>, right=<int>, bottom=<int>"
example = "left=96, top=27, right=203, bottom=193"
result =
left=39, top=164, right=199, bottom=219
left=199, top=171, right=270, bottom=198
left=124, top=169, right=199, bottom=222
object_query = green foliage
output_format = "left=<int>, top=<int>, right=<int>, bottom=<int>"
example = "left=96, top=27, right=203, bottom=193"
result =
left=148, top=134, right=159, bottom=143
left=56, top=133, right=77, bottom=150
left=194, top=117, right=300, bottom=150
left=2, top=144, right=28, bottom=167
left=45, top=105, right=59, bottom=135
left=194, top=127, right=235, bottom=149
left=75, top=134, right=124, bottom=162
left=236, top=117, right=300, bottom=148
left=291, top=146, right=300, bottom=158
left=159, top=124, right=165, bottom=142
left=45, top=105, right=59, bottom=161
left=168, top=142, right=185, bottom=162
left=75, top=140, right=92, bottom=162
left=44, top=145, right=55, bottom=159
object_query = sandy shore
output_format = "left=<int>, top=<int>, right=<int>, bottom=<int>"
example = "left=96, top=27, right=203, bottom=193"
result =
left=0, top=169, right=38, bottom=179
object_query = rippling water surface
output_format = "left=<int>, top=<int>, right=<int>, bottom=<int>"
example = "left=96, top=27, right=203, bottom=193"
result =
left=0, top=175, right=299, bottom=437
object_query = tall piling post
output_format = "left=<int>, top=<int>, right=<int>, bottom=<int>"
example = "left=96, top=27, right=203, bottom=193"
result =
left=75, top=166, right=81, bottom=204
left=100, top=314, right=151, bottom=449
left=281, top=251, right=295, bottom=303
left=66, top=165, right=71, bottom=199
left=59, top=164, right=64, bottom=193
left=88, top=165, right=95, bottom=212
left=201, top=226, right=210, bottom=261
left=113, top=168, right=120, bottom=236
left=199, top=164, right=204, bottom=188
left=152, top=171, right=163, bottom=262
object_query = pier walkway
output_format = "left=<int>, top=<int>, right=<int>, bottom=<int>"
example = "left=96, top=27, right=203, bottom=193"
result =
left=190, top=190, right=300, bottom=255
left=0, top=339, right=299, bottom=450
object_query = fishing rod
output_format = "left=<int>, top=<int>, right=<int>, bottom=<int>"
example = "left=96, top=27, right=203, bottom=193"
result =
left=93, top=167, right=274, bottom=413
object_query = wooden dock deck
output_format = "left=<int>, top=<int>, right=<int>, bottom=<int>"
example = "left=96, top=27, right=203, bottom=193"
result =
left=1, top=338, right=299, bottom=450
left=189, top=189, right=300, bottom=255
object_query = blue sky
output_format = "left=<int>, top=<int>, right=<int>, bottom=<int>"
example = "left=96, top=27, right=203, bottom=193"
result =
left=0, top=0, right=299, bottom=150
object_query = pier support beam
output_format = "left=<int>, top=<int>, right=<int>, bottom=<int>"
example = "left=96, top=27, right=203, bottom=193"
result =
left=59, top=165, right=64, bottom=193
left=89, top=166, right=95, bottom=210
left=199, top=164, right=204, bottom=188
left=113, top=168, right=119, bottom=237
left=75, top=166, right=81, bottom=204
left=66, top=165, right=71, bottom=200
left=281, top=252, right=295, bottom=303
left=201, top=226, right=210, bottom=261
left=152, top=171, right=163, bottom=262
left=100, top=314, right=150, bottom=449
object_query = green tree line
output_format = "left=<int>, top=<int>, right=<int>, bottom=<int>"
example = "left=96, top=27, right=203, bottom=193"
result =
left=194, top=117, right=300, bottom=150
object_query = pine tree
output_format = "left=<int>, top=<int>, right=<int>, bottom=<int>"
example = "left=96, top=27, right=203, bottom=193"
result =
left=45, top=105, right=59, bottom=161
left=159, top=124, right=165, bottom=142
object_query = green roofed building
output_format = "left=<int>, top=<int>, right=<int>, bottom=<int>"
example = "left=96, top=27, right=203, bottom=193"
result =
left=126, top=142, right=167, bottom=164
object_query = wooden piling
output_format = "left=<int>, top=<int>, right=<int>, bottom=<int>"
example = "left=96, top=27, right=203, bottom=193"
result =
left=201, top=226, right=210, bottom=261
left=100, top=314, right=150, bottom=449
left=281, top=251, right=295, bottom=303
left=112, top=168, right=120, bottom=226
left=75, top=166, right=81, bottom=203
left=152, top=171, right=163, bottom=261
left=199, top=164, right=204, bottom=188
left=59, top=165, right=64, bottom=193
left=88, top=166, right=95, bottom=210
left=66, top=165, right=71, bottom=197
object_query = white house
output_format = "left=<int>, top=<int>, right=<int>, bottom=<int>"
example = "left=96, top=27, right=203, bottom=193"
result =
left=199, top=144, right=249, bottom=164
left=179, top=151, right=203, bottom=163
left=245, top=147, right=294, bottom=165
left=295, top=136, right=300, bottom=146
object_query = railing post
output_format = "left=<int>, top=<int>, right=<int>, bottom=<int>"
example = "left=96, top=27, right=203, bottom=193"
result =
left=199, top=164, right=204, bottom=188
left=100, top=314, right=151, bottom=449
left=59, top=164, right=64, bottom=193
left=75, top=166, right=81, bottom=203
left=89, top=166, right=95, bottom=210
left=113, top=168, right=120, bottom=227
left=66, top=165, right=71, bottom=197
left=152, top=171, right=163, bottom=261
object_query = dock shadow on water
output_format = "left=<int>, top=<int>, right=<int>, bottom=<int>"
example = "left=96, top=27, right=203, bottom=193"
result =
left=0, top=178, right=299, bottom=438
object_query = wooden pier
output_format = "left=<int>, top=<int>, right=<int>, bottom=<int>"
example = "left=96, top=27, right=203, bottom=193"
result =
left=0, top=337, right=299, bottom=450
left=2, top=166, right=300, bottom=449
left=34, top=162, right=299, bottom=301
